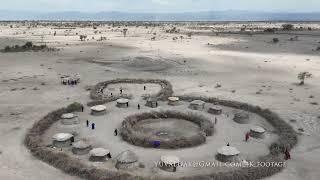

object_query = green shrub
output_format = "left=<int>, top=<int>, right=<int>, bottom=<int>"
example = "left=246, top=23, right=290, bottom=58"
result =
left=66, top=102, right=83, bottom=112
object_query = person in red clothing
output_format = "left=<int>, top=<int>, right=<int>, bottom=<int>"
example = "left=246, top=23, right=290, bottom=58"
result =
left=245, top=132, right=250, bottom=142
left=284, top=148, right=291, bottom=160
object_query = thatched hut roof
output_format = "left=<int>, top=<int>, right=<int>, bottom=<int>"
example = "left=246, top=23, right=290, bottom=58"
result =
left=250, top=126, right=265, bottom=133
left=147, top=97, right=158, bottom=102
left=209, top=105, right=222, bottom=111
left=72, top=140, right=91, bottom=149
left=117, top=98, right=129, bottom=104
left=61, top=113, right=76, bottom=119
left=89, top=148, right=109, bottom=157
left=161, top=155, right=180, bottom=165
left=190, top=100, right=205, bottom=106
left=90, top=105, right=106, bottom=112
left=168, top=97, right=179, bottom=102
left=116, top=150, right=138, bottom=164
left=217, top=146, right=240, bottom=156
left=52, top=133, right=73, bottom=142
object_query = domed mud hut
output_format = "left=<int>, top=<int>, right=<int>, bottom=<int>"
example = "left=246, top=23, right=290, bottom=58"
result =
left=90, top=105, right=107, bottom=115
left=89, top=148, right=111, bottom=162
left=233, top=111, right=250, bottom=124
left=116, top=98, right=129, bottom=108
left=216, top=146, right=240, bottom=162
left=52, top=133, right=74, bottom=148
left=250, top=126, right=266, bottom=138
left=208, top=105, right=223, bottom=115
left=115, top=150, right=139, bottom=170
left=189, top=100, right=205, bottom=110
left=145, top=97, right=158, bottom=108
left=60, top=113, right=79, bottom=125
left=159, top=155, right=180, bottom=172
left=72, top=140, right=92, bottom=155
left=168, top=97, right=180, bottom=106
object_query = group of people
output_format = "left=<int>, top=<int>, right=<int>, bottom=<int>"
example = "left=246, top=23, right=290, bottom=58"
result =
left=61, top=78, right=79, bottom=86
left=86, top=120, right=95, bottom=130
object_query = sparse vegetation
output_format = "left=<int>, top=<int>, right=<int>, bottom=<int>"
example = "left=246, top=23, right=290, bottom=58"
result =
left=79, top=35, right=87, bottom=41
left=297, top=72, right=312, bottom=85
left=273, top=38, right=279, bottom=43
left=264, top=28, right=276, bottom=33
left=122, top=28, right=128, bottom=37
left=282, top=24, right=294, bottom=31
left=1, top=42, right=51, bottom=53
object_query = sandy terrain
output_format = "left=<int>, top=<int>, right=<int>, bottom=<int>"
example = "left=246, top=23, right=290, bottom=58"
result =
left=0, top=22, right=320, bottom=180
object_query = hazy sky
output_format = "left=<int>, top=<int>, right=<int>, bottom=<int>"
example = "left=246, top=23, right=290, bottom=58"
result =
left=1, top=0, right=319, bottom=13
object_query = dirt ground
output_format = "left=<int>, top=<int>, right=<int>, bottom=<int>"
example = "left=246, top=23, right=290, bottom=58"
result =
left=0, top=22, right=320, bottom=180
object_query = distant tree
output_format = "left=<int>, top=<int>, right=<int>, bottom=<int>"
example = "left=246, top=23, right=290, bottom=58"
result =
left=273, top=38, right=279, bottom=43
left=123, top=28, right=128, bottom=37
left=264, top=28, right=275, bottom=33
left=297, top=72, right=312, bottom=85
left=4, top=46, right=11, bottom=52
left=25, top=42, right=33, bottom=49
left=282, top=24, right=294, bottom=31
left=79, top=35, right=87, bottom=41
left=186, top=32, right=192, bottom=38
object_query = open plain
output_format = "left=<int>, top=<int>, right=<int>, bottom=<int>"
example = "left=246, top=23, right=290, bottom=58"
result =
left=0, top=22, right=320, bottom=180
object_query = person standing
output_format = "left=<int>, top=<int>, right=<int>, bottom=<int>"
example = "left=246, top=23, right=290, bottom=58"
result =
left=284, top=148, right=291, bottom=160
left=91, top=123, right=95, bottom=130
left=245, top=132, right=250, bottom=142
left=86, top=120, right=89, bottom=127
left=114, top=129, right=118, bottom=136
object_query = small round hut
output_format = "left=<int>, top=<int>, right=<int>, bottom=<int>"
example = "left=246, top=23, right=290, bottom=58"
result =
left=145, top=97, right=158, bottom=108
left=208, top=105, right=223, bottom=115
left=168, top=97, right=180, bottom=106
left=159, top=155, right=180, bottom=172
left=72, top=140, right=92, bottom=155
left=90, top=105, right=107, bottom=115
left=52, top=133, right=74, bottom=148
left=115, top=150, right=139, bottom=170
left=60, top=113, right=79, bottom=125
left=216, top=146, right=240, bottom=162
left=116, top=98, right=129, bottom=108
left=89, top=148, right=110, bottom=162
left=250, top=126, right=266, bottom=138
left=233, top=112, right=250, bottom=124
left=189, top=100, right=205, bottom=110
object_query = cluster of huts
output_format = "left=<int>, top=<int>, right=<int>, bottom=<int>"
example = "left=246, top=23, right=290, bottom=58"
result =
left=186, top=99, right=267, bottom=163
left=52, top=92, right=268, bottom=172
left=51, top=132, right=140, bottom=169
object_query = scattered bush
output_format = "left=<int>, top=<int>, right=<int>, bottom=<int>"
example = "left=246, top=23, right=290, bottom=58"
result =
left=282, top=24, right=294, bottom=31
left=1, top=42, right=51, bottom=53
left=297, top=72, right=312, bottom=85
left=66, top=102, right=83, bottom=112
left=264, top=28, right=275, bottom=33
left=272, top=38, right=279, bottom=43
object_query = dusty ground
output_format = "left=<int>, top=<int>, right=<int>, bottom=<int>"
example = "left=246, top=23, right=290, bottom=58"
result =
left=0, top=22, right=320, bottom=180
